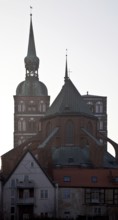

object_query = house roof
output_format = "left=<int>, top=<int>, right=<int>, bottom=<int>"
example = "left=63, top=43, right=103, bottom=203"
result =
left=53, top=167, right=118, bottom=188
left=3, top=150, right=55, bottom=187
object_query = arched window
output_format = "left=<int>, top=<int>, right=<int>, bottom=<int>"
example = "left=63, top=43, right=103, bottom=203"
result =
left=98, top=119, right=103, bottom=130
left=39, top=100, right=46, bottom=113
left=46, top=122, right=52, bottom=136
left=39, top=121, right=42, bottom=131
left=18, top=136, right=25, bottom=145
left=87, top=101, right=94, bottom=112
left=65, top=121, right=74, bottom=145
left=18, top=101, right=25, bottom=112
left=87, top=121, right=93, bottom=133
left=28, top=100, right=36, bottom=111
left=28, top=118, right=35, bottom=132
left=95, top=101, right=103, bottom=113
left=18, top=118, right=26, bottom=131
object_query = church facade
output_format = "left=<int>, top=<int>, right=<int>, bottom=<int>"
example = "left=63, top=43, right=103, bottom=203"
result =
left=0, top=14, right=118, bottom=220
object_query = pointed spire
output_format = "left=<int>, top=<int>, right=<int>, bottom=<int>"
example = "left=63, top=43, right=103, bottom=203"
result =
left=27, top=13, right=36, bottom=57
left=24, top=13, right=39, bottom=79
left=64, top=50, right=69, bottom=83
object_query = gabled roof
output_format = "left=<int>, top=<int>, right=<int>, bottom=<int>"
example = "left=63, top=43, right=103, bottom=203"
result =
left=3, top=150, right=55, bottom=186
left=46, top=78, right=94, bottom=117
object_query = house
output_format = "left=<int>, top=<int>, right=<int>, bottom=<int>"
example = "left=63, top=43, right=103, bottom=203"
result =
left=3, top=151, right=56, bottom=220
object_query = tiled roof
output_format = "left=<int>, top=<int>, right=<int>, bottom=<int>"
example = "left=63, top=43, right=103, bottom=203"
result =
left=53, top=167, right=118, bottom=188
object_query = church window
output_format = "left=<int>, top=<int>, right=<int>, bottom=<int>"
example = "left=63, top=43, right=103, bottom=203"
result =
left=65, top=121, right=74, bottom=145
left=18, top=136, right=25, bottom=145
left=18, top=118, right=26, bottom=131
left=39, top=121, right=41, bottom=131
left=98, top=119, right=103, bottom=130
left=95, top=101, right=103, bottom=113
left=28, top=100, right=36, bottom=111
left=29, top=118, right=35, bottom=132
left=46, top=122, right=52, bottom=136
left=39, top=100, right=46, bottom=113
left=18, top=101, right=25, bottom=112
left=87, top=101, right=94, bottom=112
left=87, top=121, right=93, bottom=133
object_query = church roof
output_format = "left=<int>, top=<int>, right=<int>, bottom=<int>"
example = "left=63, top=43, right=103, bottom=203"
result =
left=16, top=78, right=48, bottom=96
left=46, top=78, right=93, bottom=117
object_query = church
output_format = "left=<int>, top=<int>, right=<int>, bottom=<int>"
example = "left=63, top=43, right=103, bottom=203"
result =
left=0, top=14, right=118, bottom=220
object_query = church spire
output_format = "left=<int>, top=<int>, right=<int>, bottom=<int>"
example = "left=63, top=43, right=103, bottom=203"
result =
left=64, top=51, right=69, bottom=83
left=24, top=13, right=39, bottom=79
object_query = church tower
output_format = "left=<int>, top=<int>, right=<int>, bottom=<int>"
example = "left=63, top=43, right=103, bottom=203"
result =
left=14, top=14, right=50, bottom=148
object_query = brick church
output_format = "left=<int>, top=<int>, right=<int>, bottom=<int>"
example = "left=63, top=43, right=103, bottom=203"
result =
left=0, top=14, right=118, bottom=220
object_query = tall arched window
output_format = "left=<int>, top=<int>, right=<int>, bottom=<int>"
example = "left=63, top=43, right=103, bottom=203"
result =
left=18, top=101, right=25, bottom=112
left=39, top=100, right=46, bottom=113
left=98, top=119, right=103, bottom=130
left=95, top=101, right=103, bottom=113
left=46, top=122, right=52, bottom=136
left=87, top=101, right=94, bottom=112
left=18, top=118, right=26, bottom=131
left=29, top=118, right=35, bottom=132
left=87, top=121, right=93, bottom=133
left=65, top=121, right=74, bottom=145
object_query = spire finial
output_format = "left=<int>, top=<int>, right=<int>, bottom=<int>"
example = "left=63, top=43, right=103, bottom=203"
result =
left=30, top=6, right=33, bottom=17
left=64, top=49, right=69, bottom=83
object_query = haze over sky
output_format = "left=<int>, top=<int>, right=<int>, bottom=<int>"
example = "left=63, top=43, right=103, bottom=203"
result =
left=0, top=0, right=118, bottom=157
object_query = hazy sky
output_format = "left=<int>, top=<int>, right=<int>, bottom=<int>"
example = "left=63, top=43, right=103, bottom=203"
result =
left=0, top=0, right=118, bottom=157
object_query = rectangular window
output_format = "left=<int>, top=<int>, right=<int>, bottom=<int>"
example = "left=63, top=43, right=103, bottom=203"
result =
left=40, top=190, right=48, bottom=199
left=63, top=189, right=71, bottom=199
left=85, top=188, right=104, bottom=204
left=11, top=207, right=15, bottom=214
left=11, top=179, right=15, bottom=188
left=63, top=176, right=71, bottom=182
left=91, top=176, right=97, bottom=183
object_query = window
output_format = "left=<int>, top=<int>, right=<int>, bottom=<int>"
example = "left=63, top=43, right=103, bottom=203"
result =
left=11, top=207, right=15, bottom=214
left=40, top=190, right=48, bottom=199
left=85, top=188, right=104, bottom=204
left=87, top=101, right=94, bottom=112
left=87, top=121, right=93, bottom=133
left=68, top=158, right=74, bottom=163
left=39, top=100, right=46, bottom=113
left=11, top=179, right=15, bottom=188
left=18, top=136, right=25, bottom=145
left=63, top=189, right=71, bottom=199
left=28, top=100, right=36, bottom=112
left=91, top=176, right=97, bottom=183
left=18, top=118, right=26, bottom=131
left=46, top=122, right=52, bottom=136
left=94, top=207, right=101, bottom=215
left=95, top=101, right=103, bottom=113
left=64, top=176, right=71, bottom=182
left=114, top=189, right=118, bottom=204
left=18, top=101, right=25, bottom=112
left=29, top=118, right=35, bottom=132
left=99, top=120, right=103, bottom=130
left=65, top=121, right=74, bottom=145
